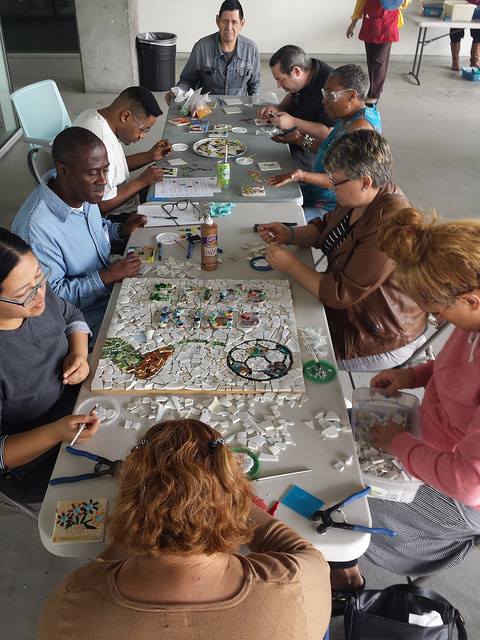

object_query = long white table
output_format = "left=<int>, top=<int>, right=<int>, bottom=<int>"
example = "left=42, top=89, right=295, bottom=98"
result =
left=406, top=13, right=480, bottom=84
left=38, top=202, right=371, bottom=562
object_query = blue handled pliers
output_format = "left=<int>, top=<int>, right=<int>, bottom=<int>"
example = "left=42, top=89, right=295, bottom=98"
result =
left=311, top=486, right=397, bottom=537
left=49, top=446, right=122, bottom=485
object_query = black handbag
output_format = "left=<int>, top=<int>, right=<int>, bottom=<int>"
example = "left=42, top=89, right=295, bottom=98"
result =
left=344, top=584, right=467, bottom=640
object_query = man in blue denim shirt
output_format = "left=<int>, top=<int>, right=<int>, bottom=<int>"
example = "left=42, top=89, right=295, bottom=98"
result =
left=12, top=128, right=145, bottom=338
left=166, top=0, right=260, bottom=102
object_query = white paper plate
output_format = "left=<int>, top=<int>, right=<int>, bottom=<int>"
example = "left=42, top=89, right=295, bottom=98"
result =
left=75, top=396, right=121, bottom=426
left=193, top=137, right=247, bottom=159
left=231, top=126, right=247, bottom=134
left=236, top=156, right=253, bottom=165
left=172, top=143, right=188, bottom=152
left=156, top=232, right=179, bottom=244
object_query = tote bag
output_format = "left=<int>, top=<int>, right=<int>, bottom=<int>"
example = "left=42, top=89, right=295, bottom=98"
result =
left=344, top=584, right=467, bottom=640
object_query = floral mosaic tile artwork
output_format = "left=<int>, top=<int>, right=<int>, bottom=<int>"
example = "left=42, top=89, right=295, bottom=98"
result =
left=91, top=278, right=305, bottom=395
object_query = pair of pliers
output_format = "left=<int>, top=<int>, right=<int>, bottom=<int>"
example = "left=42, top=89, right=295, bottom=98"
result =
left=49, top=446, right=122, bottom=485
left=311, top=486, right=397, bottom=537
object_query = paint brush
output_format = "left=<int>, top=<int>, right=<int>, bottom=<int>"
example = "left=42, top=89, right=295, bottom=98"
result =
left=70, top=403, right=99, bottom=447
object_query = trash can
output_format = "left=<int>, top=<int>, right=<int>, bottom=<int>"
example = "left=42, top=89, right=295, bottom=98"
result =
left=136, top=32, right=177, bottom=92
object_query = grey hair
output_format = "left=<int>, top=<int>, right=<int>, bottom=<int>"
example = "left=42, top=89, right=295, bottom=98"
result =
left=269, top=45, right=312, bottom=74
left=329, top=64, right=369, bottom=100
left=324, top=130, right=393, bottom=189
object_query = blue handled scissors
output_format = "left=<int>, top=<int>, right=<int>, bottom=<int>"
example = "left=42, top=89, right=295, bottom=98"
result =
left=49, top=446, right=122, bottom=485
left=311, top=486, right=397, bottom=537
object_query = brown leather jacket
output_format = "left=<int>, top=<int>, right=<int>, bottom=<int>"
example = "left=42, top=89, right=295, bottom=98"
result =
left=310, top=183, right=427, bottom=360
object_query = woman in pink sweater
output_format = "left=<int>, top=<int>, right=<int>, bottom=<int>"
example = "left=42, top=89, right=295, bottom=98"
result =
left=331, top=208, right=480, bottom=597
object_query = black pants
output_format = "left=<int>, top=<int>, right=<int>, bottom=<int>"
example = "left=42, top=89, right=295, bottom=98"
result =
left=365, top=41, right=392, bottom=100
left=450, top=28, right=480, bottom=44
left=0, top=385, right=79, bottom=503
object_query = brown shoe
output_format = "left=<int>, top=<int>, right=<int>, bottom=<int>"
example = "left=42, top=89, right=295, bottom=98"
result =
left=471, top=43, right=480, bottom=68
left=451, top=41, right=461, bottom=71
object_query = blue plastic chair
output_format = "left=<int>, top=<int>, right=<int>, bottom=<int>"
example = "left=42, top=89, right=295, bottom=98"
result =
left=10, top=79, right=71, bottom=148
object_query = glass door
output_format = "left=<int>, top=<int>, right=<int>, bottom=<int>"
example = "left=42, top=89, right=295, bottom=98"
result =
left=0, top=17, right=19, bottom=150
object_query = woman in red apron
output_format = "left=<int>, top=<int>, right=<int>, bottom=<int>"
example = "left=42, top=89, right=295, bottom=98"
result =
left=346, top=0, right=411, bottom=103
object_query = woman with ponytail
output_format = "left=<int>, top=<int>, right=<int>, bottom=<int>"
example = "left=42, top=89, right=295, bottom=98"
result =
left=330, top=209, right=480, bottom=600
left=39, top=419, right=331, bottom=640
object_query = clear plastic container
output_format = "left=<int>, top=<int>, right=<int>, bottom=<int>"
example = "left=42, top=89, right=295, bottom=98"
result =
left=352, top=388, right=423, bottom=503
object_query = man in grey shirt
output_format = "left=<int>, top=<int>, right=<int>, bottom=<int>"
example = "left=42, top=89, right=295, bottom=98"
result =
left=166, top=0, right=260, bottom=102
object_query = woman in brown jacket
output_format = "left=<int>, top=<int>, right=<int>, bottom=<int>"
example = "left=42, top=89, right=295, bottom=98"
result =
left=259, top=129, right=426, bottom=371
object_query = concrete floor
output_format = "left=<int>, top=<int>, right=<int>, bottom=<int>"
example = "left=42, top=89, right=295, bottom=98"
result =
left=0, top=54, right=479, bottom=639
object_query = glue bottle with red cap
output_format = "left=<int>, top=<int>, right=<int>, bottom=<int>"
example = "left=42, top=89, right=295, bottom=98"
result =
left=201, top=208, right=217, bottom=271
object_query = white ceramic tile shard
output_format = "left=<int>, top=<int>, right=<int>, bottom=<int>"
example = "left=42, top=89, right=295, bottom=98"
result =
left=354, top=407, right=415, bottom=480
left=92, top=277, right=305, bottom=395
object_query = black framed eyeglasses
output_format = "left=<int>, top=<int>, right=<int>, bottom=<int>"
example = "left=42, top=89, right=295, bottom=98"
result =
left=0, top=267, right=51, bottom=307
left=328, top=173, right=351, bottom=188
left=160, top=200, right=201, bottom=226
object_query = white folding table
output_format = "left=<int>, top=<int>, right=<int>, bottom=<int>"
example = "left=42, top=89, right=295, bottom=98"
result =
left=406, top=13, right=480, bottom=85
left=38, top=202, right=372, bottom=562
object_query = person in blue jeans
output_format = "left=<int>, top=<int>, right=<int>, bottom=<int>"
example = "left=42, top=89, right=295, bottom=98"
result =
left=12, top=127, right=145, bottom=339
left=268, top=64, right=381, bottom=221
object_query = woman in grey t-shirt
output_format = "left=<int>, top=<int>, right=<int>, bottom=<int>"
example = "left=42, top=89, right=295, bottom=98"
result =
left=0, top=229, right=100, bottom=502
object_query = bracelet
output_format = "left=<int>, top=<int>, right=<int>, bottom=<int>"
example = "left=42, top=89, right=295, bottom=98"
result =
left=303, top=133, right=314, bottom=151
left=286, top=225, right=295, bottom=246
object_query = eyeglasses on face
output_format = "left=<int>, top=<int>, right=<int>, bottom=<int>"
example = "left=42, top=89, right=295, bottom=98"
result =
left=131, top=112, right=151, bottom=133
left=0, top=267, right=51, bottom=307
left=327, top=173, right=351, bottom=188
left=321, top=88, right=355, bottom=102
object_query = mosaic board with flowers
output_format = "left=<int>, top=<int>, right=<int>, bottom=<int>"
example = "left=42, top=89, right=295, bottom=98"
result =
left=91, top=278, right=305, bottom=395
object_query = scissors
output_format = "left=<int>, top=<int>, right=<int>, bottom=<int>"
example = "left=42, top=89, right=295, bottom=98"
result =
left=49, top=446, right=122, bottom=485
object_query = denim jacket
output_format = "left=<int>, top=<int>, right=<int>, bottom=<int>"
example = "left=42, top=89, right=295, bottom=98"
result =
left=12, top=170, right=121, bottom=311
left=177, top=32, right=260, bottom=95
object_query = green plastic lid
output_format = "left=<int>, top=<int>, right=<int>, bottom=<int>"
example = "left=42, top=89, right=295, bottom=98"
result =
left=231, top=446, right=260, bottom=479
left=303, top=359, right=337, bottom=384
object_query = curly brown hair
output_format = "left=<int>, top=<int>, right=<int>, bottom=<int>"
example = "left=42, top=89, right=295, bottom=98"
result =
left=109, top=419, right=254, bottom=555
left=380, top=208, right=480, bottom=306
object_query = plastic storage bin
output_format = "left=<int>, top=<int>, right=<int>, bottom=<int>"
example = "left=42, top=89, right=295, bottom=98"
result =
left=443, top=1, right=476, bottom=21
left=461, top=66, right=480, bottom=80
left=423, top=4, right=444, bottom=16
left=136, top=32, right=177, bottom=92
left=352, top=388, right=423, bottom=503
left=422, top=0, right=445, bottom=16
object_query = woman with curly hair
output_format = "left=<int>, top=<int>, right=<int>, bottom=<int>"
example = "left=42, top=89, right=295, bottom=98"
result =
left=38, top=419, right=331, bottom=639
left=330, top=209, right=480, bottom=606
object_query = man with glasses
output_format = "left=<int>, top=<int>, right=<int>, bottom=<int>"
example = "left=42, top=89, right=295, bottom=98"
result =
left=258, top=45, right=335, bottom=172
left=12, top=127, right=146, bottom=338
left=165, top=0, right=260, bottom=104
left=74, top=86, right=172, bottom=215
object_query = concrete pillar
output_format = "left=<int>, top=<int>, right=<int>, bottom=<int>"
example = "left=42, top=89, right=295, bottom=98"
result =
left=75, top=0, right=139, bottom=93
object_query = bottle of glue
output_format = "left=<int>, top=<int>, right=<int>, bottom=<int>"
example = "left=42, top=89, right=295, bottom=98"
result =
left=201, top=209, right=217, bottom=271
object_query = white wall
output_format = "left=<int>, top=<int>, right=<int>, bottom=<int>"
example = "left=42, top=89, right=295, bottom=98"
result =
left=138, top=0, right=470, bottom=57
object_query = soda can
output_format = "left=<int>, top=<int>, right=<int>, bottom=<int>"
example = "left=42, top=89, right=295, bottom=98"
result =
left=216, top=161, right=231, bottom=189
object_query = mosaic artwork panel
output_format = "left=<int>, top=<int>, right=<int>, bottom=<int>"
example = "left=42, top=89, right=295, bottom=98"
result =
left=92, top=278, right=305, bottom=395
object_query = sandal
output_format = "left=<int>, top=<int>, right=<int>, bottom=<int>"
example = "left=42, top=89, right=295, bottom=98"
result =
left=331, top=576, right=366, bottom=617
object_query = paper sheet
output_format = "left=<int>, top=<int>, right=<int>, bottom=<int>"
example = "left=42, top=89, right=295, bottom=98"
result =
left=138, top=202, right=201, bottom=226
left=153, top=177, right=219, bottom=199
